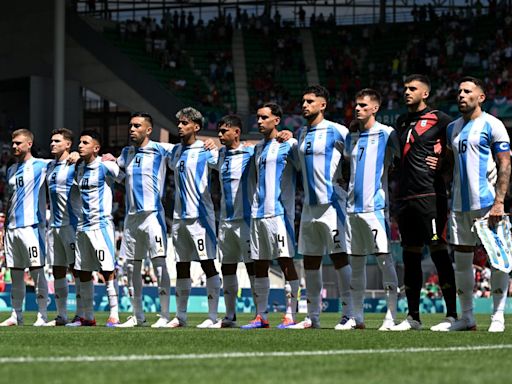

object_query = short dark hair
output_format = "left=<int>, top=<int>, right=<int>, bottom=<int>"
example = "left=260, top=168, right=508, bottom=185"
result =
left=459, top=76, right=485, bottom=93
left=261, top=102, right=283, bottom=118
left=217, top=114, right=243, bottom=130
left=51, top=128, right=74, bottom=144
left=131, top=112, right=153, bottom=127
left=302, top=85, right=330, bottom=101
left=355, top=88, right=382, bottom=105
left=404, top=74, right=431, bottom=91
left=80, top=129, right=102, bottom=146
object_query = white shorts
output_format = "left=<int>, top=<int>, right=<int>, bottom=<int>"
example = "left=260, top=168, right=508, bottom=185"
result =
left=298, top=201, right=346, bottom=256
left=47, top=225, right=76, bottom=267
left=75, top=223, right=116, bottom=272
left=250, top=215, right=295, bottom=261
left=121, top=211, right=167, bottom=261
left=172, top=217, right=217, bottom=262
left=449, top=207, right=490, bottom=246
left=346, top=210, right=390, bottom=255
left=218, top=219, right=252, bottom=264
left=5, top=224, right=46, bottom=268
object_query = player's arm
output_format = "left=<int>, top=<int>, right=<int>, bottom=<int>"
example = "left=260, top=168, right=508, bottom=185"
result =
left=488, top=144, right=511, bottom=227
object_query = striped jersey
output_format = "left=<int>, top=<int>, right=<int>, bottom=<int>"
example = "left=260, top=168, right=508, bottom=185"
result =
left=118, top=141, right=174, bottom=214
left=6, top=157, right=50, bottom=229
left=345, top=121, right=400, bottom=213
left=215, top=144, right=255, bottom=223
left=297, top=119, right=349, bottom=205
left=47, top=160, right=80, bottom=228
left=75, top=158, right=120, bottom=230
left=252, top=138, right=299, bottom=219
left=168, top=140, right=218, bottom=219
left=447, top=112, right=510, bottom=212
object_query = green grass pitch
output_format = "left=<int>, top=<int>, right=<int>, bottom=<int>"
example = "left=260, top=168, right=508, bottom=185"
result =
left=0, top=312, right=509, bottom=384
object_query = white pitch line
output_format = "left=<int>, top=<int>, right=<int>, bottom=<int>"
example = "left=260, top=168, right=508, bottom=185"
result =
left=1, top=344, right=512, bottom=364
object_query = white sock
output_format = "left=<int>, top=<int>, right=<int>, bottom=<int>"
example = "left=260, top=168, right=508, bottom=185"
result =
left=206, top=274, right=221, bottom=321
left=286, top=279, right=300, bottom=320
left=305, top=269, right=322, bottom=324
left=106, top=279, right=119, bottom=320
left=335, top=264, right=353, bottom=318
left=80, top=279, right=95, bottom=321
left=175, top=278, right=191, bottom=323
left=222, top=274, right=238, bottom=321
left=54, top=277, right=68, bottom=320
left=10, top=269, right=25, bottom=320
left=350, top=256, right=367, bottom=323
left=127, top=260, right=144, bottom=322
left=491, top=268, right=509, bottom=319
left=254, top=277, right=270, bottom=320
left=376, top=253, right=398, bottom=322
left=152, top=257, right=170, bottom=320
left=454, top=251, right=475, bottom=320
left=30, top=268, right=48, bottom=321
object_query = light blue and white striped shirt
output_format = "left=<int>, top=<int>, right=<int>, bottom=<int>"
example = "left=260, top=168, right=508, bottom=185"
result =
left=345, top=121, right=399, bottom=213
left=447, top=112, right=510, bottom=212
left=47, top=160, right=79, bottom=228
left=215, top=144, right=255, bottom=223
left=252, top=138, right=299, bottom=220
left=6, top=158, right=50, bottom=229
left=297, top=119, right=349, bottom=206
left=118, top=141, right=174, bottom=215
left=168, top=140, right=219, bottom=219
left=75, top=158, right=120, bottom=231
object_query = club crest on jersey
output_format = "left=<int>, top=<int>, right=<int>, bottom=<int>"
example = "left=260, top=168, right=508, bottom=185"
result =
left=420, top=120, right=427, bottom=127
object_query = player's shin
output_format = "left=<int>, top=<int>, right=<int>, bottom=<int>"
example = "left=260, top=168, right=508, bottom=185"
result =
left=54, top=277, right=69, bottom=320
left=10, top=269, right=26, bottom=320
left=491, top=268, right=509, bottom=319
left=105, top=275, right=119, bottom=321
left=350, top=256, right=367, bottom=324
left=175, top=277, right=191, bottom=323
left=222, top=273, right=238, bottom=321
left=152, top=257, right=170, bottom=320
left=304, top=269, right=322, bottom=325
left=127, top=260, right=144, bottom=322
left=30, top=268, right=48, bottom=322
left=453, top=251, right=475, bottom=321
left=335, top=264, right=353, bottom=318
left=376, top=253, right=398, bottom=322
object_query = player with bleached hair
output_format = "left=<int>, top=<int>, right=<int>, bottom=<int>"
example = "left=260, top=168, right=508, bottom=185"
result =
left=166, top=107, right=221, bottom=329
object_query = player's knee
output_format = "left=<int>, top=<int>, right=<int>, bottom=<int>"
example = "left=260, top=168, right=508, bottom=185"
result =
left=200, top=260, right=218, bottom=278
left=221, top=263, right=237, bottom=275
left=303, top=256, right=322, bottom=270
left=329, top=252, right=349, bottom=269
left=176, top=262, right=191, bottom=279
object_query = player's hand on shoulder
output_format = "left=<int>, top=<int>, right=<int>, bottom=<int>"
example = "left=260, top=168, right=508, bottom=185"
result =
left=276, top=130, right=293, bottom=142
left=203, top=138, right=218, bottom=151
left=66, top=152, right=80, bottom=164
left=101, top=153, right=117, bottom=162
